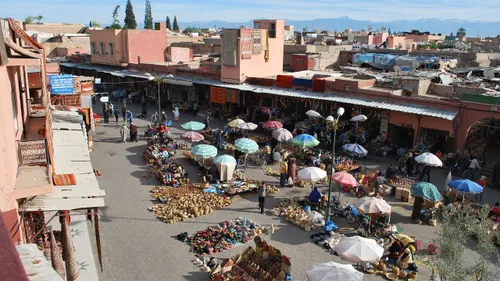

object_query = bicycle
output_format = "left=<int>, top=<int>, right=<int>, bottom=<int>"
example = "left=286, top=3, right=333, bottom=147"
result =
left=259, top=153, right=268, bottom=167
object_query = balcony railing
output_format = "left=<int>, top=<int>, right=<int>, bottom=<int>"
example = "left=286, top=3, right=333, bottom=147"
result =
left=18, top=139, right=48, bottom=165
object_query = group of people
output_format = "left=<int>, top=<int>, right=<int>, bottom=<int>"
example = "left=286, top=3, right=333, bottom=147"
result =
left=279, top=157, right=297, bottom=187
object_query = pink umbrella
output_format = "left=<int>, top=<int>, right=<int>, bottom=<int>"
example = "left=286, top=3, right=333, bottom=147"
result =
left=262, top=120, right=283, bottom=130
left=332, top=171, right=358, bottom=187
left=181, top=131, right=204, bottom=142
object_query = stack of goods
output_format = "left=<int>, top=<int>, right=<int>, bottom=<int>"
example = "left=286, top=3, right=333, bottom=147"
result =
left=150, top=185, right=197, bottom=203
left=334, top=158, right=359, bottom=172
left=388, top=178, right=415, bottom=202
left=223, top=182, right=258, bottom=196
left=178, top=218, right=262, bottom=255
left=210, top=237, right=291, bottom=281
left=233, top=170, right=248, bottom=181
left=155, top=162, right=187, bottom=185
left=148, top=187, right=232, bottom=223
left=310, top=232, right=343, bottom=251
left=143, top=144, right=170, bottom=163
left=264, top=168, right=280, bottom=178
left=273, top=198, right=318, bottom=231
left=177, top=142, right=189, bottom=150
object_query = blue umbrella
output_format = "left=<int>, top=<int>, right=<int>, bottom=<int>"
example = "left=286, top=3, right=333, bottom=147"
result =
left=448, top=179, right=483, bottom=194
left=234, top=138, right=259, bottom=153
left=343, top=143, right=368, bottom=157
left=290, top=134, right=320, bottom=148
left=214, top=155, right=237, bottom=165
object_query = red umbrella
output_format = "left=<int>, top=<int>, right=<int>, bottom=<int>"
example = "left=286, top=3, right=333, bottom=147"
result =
left=262, top=120, right=283, bottom=130
left=332, top=171, right=358, bottom=187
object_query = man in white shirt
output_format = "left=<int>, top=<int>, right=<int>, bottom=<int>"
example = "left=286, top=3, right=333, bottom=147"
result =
left=151, top=112, right=159, bottom=127
left=469, top=157, right=481, bottom=170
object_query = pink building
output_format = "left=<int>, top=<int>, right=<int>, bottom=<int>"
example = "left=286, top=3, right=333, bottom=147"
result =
left=0, top=19, right=54, bottom=243
left=88, top=23, right=168, bottom=66
left=405, top=34, right=441, bottom=43
left=373, top=32, right=389, bottom=45
left=221, top=19, right=284, bottom=83
left=387, top=36, right=414, bottom=50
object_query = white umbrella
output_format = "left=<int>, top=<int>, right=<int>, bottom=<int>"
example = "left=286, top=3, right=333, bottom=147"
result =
left=335, top=236, right=384, bottom=263
left=353, top=196, right=392, bottom=214
left=350, top=115, right=368, bottom=122
left=306, top=262, right=363, bottom=281
left=306, top=110, right=322, bottom=118
left=272, top=128, right=293, bottom=142
left=237, top=122, right=258, bottom=131
left=298, top=167, right=327, bottom=182
left=415, top=152, right=443, bottom=167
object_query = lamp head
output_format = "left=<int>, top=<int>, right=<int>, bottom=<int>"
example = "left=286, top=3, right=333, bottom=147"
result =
left=337, top=107, right=345, bottom=117
left=326, top=116, right=334, bottom=122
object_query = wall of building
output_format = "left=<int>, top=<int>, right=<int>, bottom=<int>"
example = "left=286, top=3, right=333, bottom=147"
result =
left=167, top=47, right=193, bottom=63
left=0, top=65, right=26, bottom=242
left=24, top=23, right=84, bottom=34
left=388, top=36, right=407, bottom=49
left=127, top=29, right=167, bottom=64
left=41, top=36, right=90, bottom=57
left=89, top=29, right=127, bottom=66
left=166, top=35, right=203, bottom=47
left=429, top=83, right=454, bottom=97
left=170, top=42, right=221, bottom=55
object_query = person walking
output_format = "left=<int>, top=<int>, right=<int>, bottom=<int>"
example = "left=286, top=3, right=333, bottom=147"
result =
left=172, top=107, right=180, bottom=122
left=103, top=104, right=109, bottom=123
left=205, top=114, right=211, bottom=130
left=120, top=122, right=129, bottom=142
left=126, top=110, right=133, bottom=125
left=477, top=175, right=487, bottom=202
left=288, top=158, right=297, bottom=187
left=114, top=107, right=119, bottom=123
left=129, top=122, right=138, bottom=142
left=280, top=159, right=288, bottom=187
left=193, top=102, right=199, bottom=116
left=151, top=112, right=159, bottom=127
left=161, top=111, right=167, bottom=123
left=258, top=183, right=267, bottom=214
left=121, top=105, right=127, bottom=121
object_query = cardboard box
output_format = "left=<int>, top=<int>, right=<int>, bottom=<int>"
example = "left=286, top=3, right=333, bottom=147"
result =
left=395, top=188, right=411, bottom=201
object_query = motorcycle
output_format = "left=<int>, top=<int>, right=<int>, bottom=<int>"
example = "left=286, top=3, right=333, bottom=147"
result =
left=330, top=197, right=358, bottom=224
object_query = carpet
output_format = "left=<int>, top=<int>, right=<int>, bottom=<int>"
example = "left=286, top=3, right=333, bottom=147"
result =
left=252, top=30, right=262, bottom=54
left=240, top=28, right=253, bottom=59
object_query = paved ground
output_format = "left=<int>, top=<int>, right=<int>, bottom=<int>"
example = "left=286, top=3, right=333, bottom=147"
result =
left=89, top=102, right=500, bottom=281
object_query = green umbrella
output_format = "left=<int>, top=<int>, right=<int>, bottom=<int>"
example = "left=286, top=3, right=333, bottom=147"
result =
left=234, top=138, right=259, bottom=153
left=181, top=121, right=205, bottom=131
left=191, top=144, right=217, bottom=158
left=290, top=134, right=320, bottom=148
left=411, top=182, right=443, bottom=202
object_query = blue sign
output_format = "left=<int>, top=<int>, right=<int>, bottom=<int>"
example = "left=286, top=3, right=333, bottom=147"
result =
left=49, top=74, right=74, bottom=95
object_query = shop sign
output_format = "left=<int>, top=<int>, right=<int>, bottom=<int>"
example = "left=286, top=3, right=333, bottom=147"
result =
left=49, top=74, right=74, bottom=95
left=81, top=81, right=93, bottom=94
left=380, top=115, right=388, bottom=134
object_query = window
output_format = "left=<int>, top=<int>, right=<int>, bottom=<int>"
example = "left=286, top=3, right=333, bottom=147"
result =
left=344, top=84, right=350, bottom=91
left=99, top=42, right=105, bottom=55
left=108, top=43, right=114, bottom=55
left=269, top=23, right=276, bottom=38
left=254, top=22, right=260, bottom=29
left=11, top=90, right=18, bottom=133
left=90, top=42, right=95, bottom=54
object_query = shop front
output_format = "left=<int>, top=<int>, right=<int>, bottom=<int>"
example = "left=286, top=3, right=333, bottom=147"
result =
left=209, top=86, right=242, bottom=119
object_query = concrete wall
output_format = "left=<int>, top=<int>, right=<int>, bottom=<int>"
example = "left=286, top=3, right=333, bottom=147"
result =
left=41, top=36, right=90, bottom=57
left=89, top=29, right=127, bottom=66
left=170, top=42, right=221, bottom=55
left=429, top=83, right=453, bottom=97
left=167, top=47, right=192, bottom=63
left=166, top=35, right=203, bottom=47
left=127, top=29, right=167, bottom=64
left=284, top=45, right=352, bottom=69
left=391, top=77, right=432, bottom=96
left=24, top=23, right=84, bottom=34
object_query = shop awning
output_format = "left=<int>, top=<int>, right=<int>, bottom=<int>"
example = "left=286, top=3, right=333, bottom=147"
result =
left=163, top=78, right=193, bottom=86
left=23, top=110, right=105, bottom=212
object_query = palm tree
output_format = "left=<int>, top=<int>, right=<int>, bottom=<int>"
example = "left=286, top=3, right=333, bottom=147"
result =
left=457, top=28, right=466, bottom=41
left=35, top=15, right=43, bottom=24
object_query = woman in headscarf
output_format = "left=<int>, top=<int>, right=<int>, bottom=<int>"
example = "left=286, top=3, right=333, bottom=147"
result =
left=309, top=186, right=321, bottom=203
left=288, top=158, right=297, bottom=186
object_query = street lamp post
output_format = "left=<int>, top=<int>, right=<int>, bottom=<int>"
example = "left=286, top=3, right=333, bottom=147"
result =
left=150, top=74, right=173, bottom=120
left=324, top=109, right=368, bottom=222
left=325, top=107, right=344, bottom=222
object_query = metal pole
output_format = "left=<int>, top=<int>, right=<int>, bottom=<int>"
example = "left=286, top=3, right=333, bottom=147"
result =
left=326, top=119, right=337, bottom=222
left=158, top=82, right=161, bottom=118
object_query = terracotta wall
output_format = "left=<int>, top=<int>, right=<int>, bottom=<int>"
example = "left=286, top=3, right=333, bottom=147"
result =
left=89, top=29, right=127, bottom=66
left=127, top=29, right=167, bottom=64
left=167, top=47, right=192, bottom=63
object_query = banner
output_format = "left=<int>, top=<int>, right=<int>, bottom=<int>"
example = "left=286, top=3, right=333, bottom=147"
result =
left=49, top=74, right=74, bottom=95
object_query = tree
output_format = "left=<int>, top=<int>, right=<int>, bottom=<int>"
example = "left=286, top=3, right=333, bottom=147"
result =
left=90, top=20, right=101, bottom=27
left=172, top=16, right=179, bottom=31
left=144, top=0, right=153, bottom=29
left=24, top=16, right=34, bottom=24
left=35, top=15, right=43, bottom=24
left=109, top=5, right=121, bottom=29
left=457, top=28, right=467, bottom=40
left=124, top=0, right=137, bottom=29
left=429, top=204, right=500, bottom=281
left=165, top=16, right=172, bottom=30
left=184, top=27, right=199, bottom=33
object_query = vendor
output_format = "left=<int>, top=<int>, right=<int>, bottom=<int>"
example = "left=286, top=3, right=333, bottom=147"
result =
left=386, top=164, right=397, bottom=179
left=309, top=187, right=321, bottom=203
left=397, top=246, right=417, bottom=271
left=272, top=148, right=282, bottom=163
left=489, top=202, right=500, bottom=218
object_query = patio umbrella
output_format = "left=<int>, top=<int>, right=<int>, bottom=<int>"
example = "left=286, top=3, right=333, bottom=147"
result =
left=335, top=236, right=384, bottom=263
left=306, top=262, right=363, bottom=281
left=448, top=179, right=483, bottom=194
left=191, top=144, right=217, bottom=158
left=181, top=131, right=204, bottom=142
left=272, top=128, right=293, bottom=142
left=181, top=121, right=205, bottom=131
left=353, top=196, right=392, bottom=214
left=237, top=122, right=258, bottom=131
left=342, top=143, right=368, bottom=157
left=291, top=134, right=320, bottom=148
left=298, top=167, right=327, bottom=182
left=227, top=118, right=245, bottom=128
left=350, top=115, right=368, bottom=122
left=332, top=171, right=358, bottom=187
left=306, top=110, right=322, bottom=118
left=411, top=182, right=443, bottom=202
left=415, top=152, right=443, bottom=167
left=234, top=138, right=259, bottom=153
left=262, top=120, right=283, bottom=130
left=214, top=155, right=237, bottom=165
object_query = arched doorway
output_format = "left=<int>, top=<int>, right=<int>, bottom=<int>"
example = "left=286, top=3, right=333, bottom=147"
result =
left=465, top=117, right=500, bottom=167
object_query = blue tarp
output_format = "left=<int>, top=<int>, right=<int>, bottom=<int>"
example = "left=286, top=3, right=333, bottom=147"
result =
left=355, top=53, right=440, bottom=70
left=293, top=78, right=313, bottom=87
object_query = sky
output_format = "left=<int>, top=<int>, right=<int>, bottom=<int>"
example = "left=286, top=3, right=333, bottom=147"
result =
left=2, top=0, right=500, bottom=25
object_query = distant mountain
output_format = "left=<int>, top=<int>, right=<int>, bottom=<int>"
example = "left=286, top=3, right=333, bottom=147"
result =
left=180, top=17, right=500, bottom=37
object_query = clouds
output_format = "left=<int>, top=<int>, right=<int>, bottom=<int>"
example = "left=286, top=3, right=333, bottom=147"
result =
left=1, top=0, right=500, bottom=24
